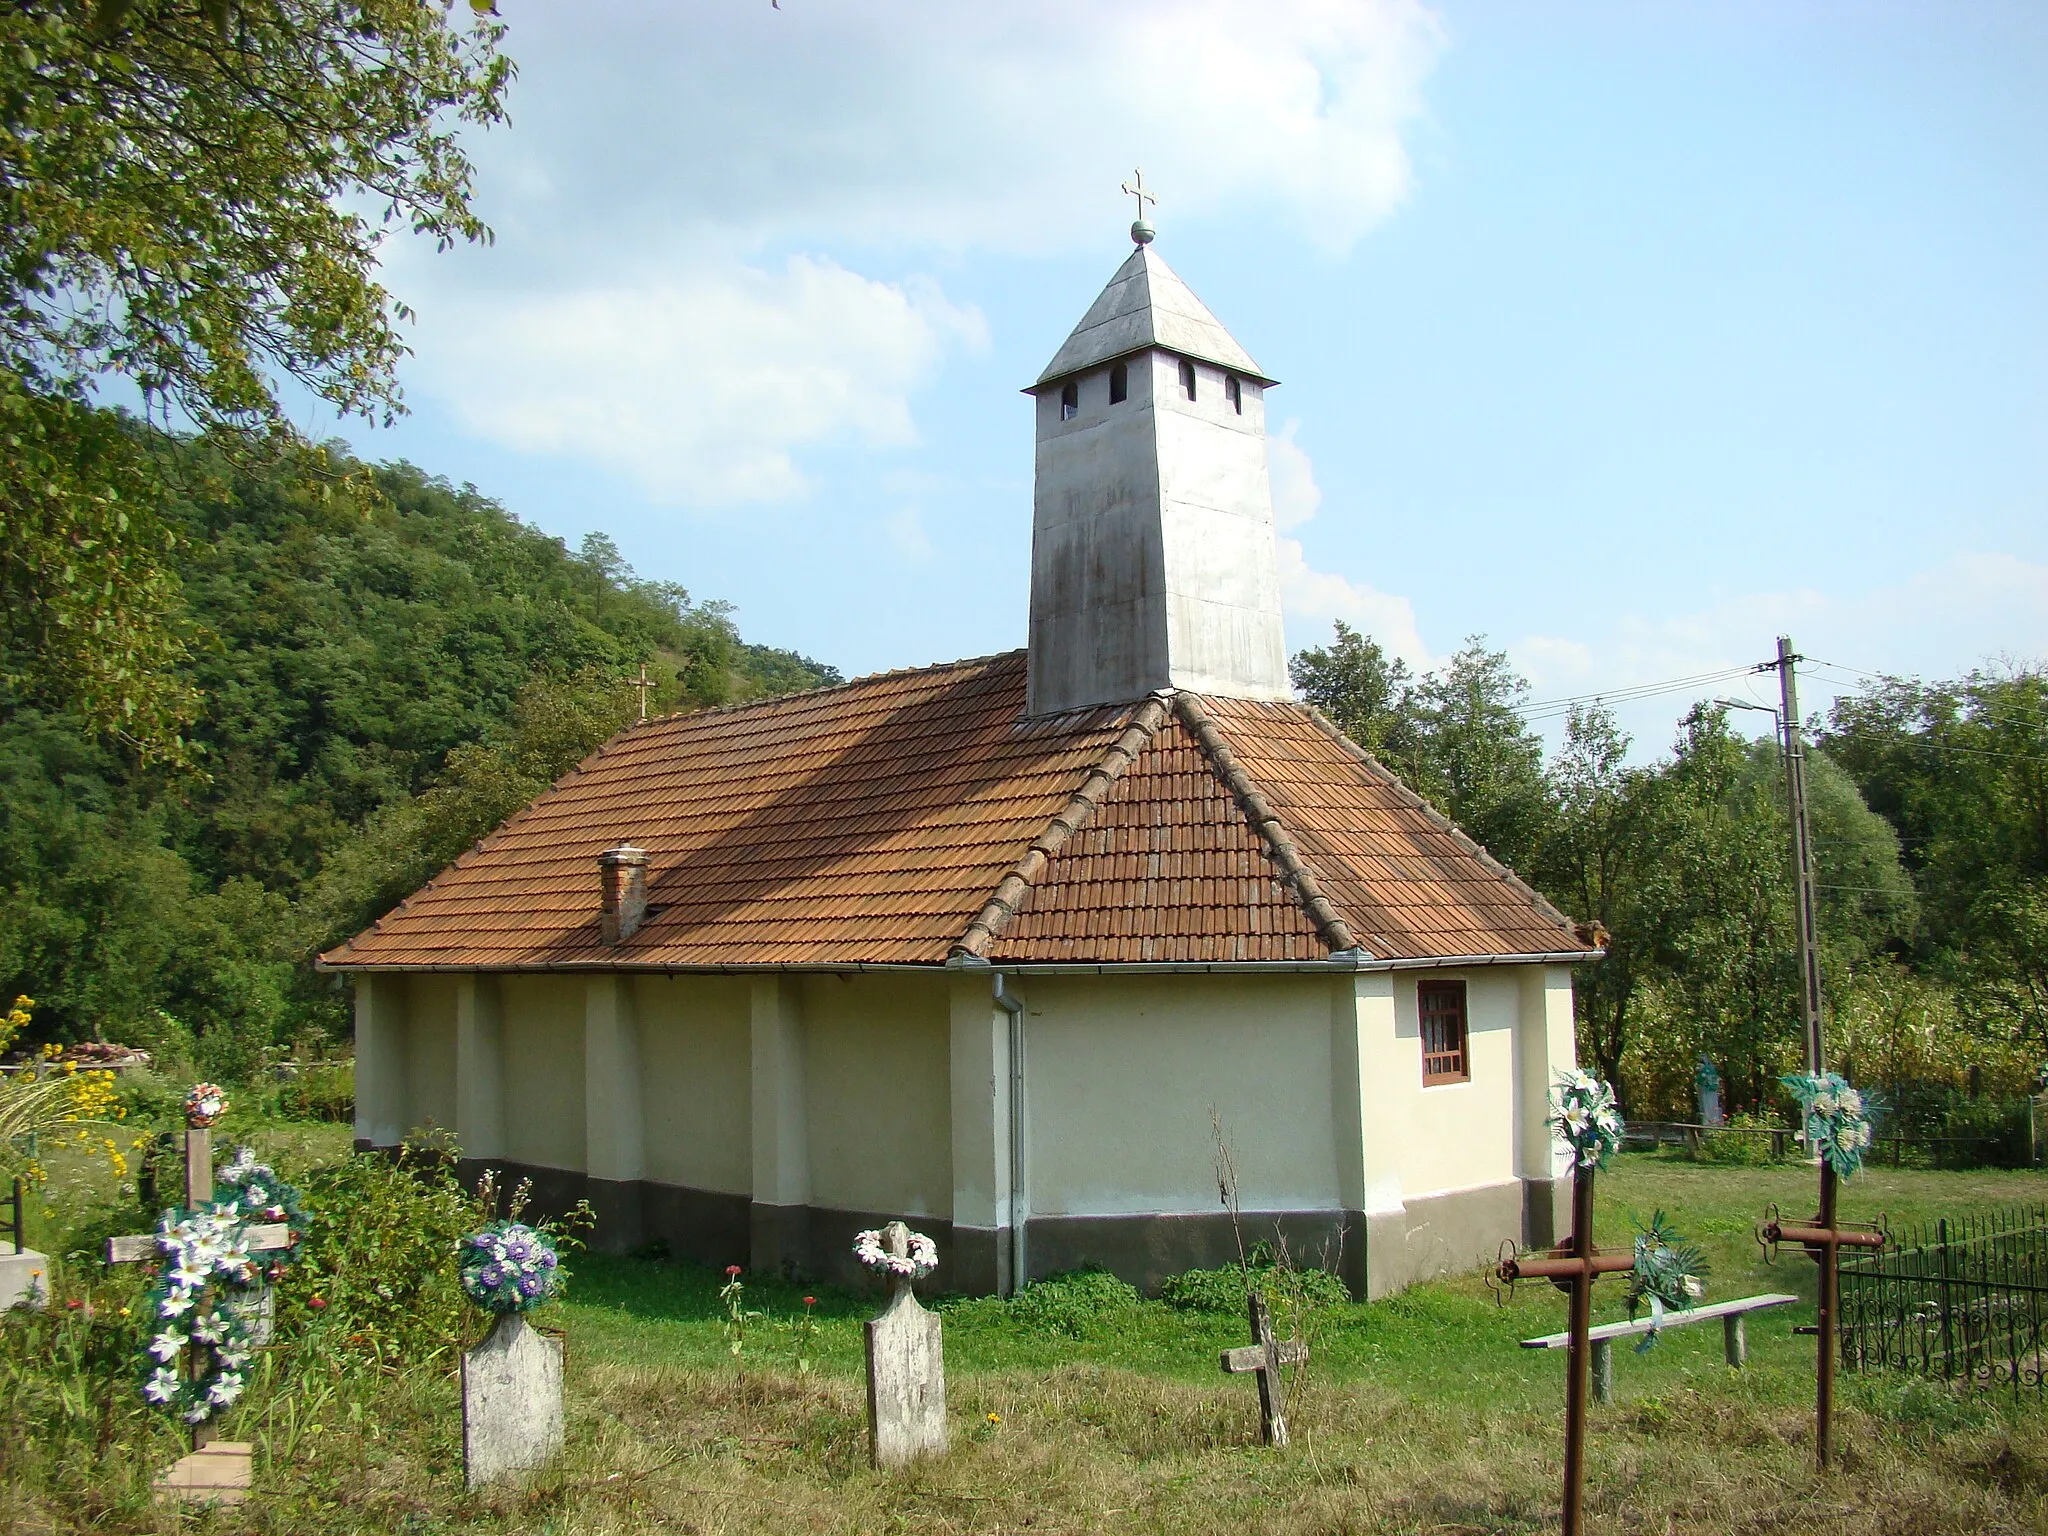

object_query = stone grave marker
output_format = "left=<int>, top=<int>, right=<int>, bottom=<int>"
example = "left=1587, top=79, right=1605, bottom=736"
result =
left=463, top=1311, right=565, bottom=1489
left=860, top=1220, right=947, bottom=1470
left=458, top=1219, right=567, bottom=1489
left=1220, top=1289, right=1307, bottom=1446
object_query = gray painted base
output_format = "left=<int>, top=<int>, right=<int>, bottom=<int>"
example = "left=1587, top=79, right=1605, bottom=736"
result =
left=375, top=1148, right=1543, bottom=1300
left=1364, top=1180, right=1526, bottom=1299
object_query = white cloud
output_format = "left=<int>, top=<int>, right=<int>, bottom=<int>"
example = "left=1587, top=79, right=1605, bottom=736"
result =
left=382, top=2, right=1447, bottom=503
left=1262, top=418, right=1437, bottom=670
left=1269, top=419, right=1323, bottom=532
left=461, top=1, right=1447, bottom=264
left=419, top=256, right=986, bottom=505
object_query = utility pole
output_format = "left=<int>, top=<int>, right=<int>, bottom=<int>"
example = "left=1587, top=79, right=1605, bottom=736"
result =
left=1769, top=636, right=1826, bottom=1075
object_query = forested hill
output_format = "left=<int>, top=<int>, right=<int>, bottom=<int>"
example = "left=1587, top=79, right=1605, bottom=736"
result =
left=0, top=442, right=837, bottom=1070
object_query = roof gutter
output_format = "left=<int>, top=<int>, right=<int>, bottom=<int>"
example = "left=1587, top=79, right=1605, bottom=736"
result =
left=318, top=949, right=1600, bottom=978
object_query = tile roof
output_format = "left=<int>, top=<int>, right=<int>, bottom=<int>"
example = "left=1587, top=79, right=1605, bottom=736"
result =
left=320, top=650, right=1589, bottom=972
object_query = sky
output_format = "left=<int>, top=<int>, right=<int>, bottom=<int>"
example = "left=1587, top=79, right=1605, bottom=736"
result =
left=295, top=0, right=2048, bottom=758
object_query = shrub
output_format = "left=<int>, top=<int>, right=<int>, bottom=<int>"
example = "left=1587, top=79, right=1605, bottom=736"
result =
left=1003, top=1269, right=1144, bottom=1340
left=276, top=1148, right=490, bottom=1366
left=1698, top=1111, right=1785, bottom=1166
left=1160, top=1254, right=1351, bottom=1314
left=276, top=1061, right=354, bottom=1123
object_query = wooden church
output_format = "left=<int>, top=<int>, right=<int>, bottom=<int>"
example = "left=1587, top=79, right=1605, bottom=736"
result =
left=322, top=225, right=1594, bottom=1299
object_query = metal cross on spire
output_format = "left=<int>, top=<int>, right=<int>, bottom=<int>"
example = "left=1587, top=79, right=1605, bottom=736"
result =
left=630, top=662, right=654, bottom=722
left=1120, top=168, right=1158, bottom=245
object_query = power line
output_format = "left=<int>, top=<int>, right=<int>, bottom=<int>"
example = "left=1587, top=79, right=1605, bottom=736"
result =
left=1510, top=666, right=1756, bottom=723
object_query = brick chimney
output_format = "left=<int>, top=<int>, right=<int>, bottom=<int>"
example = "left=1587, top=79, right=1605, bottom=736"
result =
left=598, top=845, right=650, bottom=945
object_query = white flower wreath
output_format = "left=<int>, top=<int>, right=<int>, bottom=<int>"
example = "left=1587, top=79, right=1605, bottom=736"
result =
left=853, top=1226, right=939, bottom=1280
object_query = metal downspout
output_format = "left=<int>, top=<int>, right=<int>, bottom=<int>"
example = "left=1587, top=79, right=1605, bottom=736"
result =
left=994, top=973, right=1027, bottom=1295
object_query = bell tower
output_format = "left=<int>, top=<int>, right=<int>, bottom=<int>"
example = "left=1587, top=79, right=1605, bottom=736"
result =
left=1024, top=219, right=1290, bottom=716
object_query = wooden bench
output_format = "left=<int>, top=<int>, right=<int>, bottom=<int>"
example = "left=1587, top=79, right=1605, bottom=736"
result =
left=1521, top=1293, right=1800, bottom=1404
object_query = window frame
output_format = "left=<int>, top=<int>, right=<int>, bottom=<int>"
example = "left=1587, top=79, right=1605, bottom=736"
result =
left=1418, top=979, right=1470, bottom=1086
left=1059, top=380, right=1079, bottom=421
left=1226, top=374, right=1242, bottom=414
left=1109, top=361, right=1128, bottom=404
left=1179, top=357, right=1197, bottom=400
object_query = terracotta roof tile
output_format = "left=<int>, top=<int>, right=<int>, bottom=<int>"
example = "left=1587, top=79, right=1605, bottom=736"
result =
left=321, top=650, right=1590, bottom=971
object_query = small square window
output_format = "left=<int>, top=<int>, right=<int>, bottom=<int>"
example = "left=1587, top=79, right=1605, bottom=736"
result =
left=1226, top=375, right=1242, bottom=414
left=1109, top=362, right=1128, bottom=404
left=1179, top=358, right=1197, bottom=400
left=1419, top=980, right=1469, bottom=1085
left=1060, top=381, right=1078, bottom=421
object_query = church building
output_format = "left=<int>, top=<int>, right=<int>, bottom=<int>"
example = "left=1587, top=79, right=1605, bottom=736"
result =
left=321, top=225, right=1594, bottom=1299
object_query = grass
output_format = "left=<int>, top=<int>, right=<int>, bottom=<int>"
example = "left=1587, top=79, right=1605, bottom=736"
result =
left=6, top=1140, right=2048, bottom=1533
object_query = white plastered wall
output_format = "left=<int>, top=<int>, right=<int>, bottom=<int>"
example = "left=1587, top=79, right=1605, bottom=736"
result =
left=800, top=973, right=951, bottom=1219
left=498, top=975, right=587, bottom=1171
left=400, top=975, right=458, bottom=1138
left=634, top=974, right=752, bottom=1194
left=1022, top=973, right=1340, bottom=1218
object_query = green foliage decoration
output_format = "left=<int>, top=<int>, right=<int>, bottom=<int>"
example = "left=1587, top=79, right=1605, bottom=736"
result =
left=1622, top=1210, right=1708, bottom=1353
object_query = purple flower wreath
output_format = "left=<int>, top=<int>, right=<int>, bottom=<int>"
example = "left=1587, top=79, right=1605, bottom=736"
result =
left=459, top=1221, right=561, bottom=1314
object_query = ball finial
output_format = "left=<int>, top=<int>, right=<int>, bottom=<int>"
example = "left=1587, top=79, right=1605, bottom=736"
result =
left=1131, top=219, right=1155, bottom=245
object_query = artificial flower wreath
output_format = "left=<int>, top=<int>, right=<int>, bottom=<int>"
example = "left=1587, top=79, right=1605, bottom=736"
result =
left=137, top=1204, right=260, bottom=1423
left=459, top=1221, right=562, bottom=1313
left=853, top=1225, right=939, bottom=1280
left=1550, top=1070, right=1626, bottom=1171
left=1782, top=1071, right=1877, bottom=1178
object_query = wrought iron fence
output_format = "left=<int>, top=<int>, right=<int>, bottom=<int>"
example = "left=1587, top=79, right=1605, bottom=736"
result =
left=1839, top=1203, right=2048, bottom=1396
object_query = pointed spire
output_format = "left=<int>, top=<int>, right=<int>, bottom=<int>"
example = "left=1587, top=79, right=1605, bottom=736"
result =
left=1033, top=246, right=1274, bottom=390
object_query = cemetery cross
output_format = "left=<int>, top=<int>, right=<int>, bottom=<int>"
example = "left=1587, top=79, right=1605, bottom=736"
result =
left=861, top=1220, right=947, bottom=1471
left=1219, top=1288, right=1307, bottom=1446
left=105, top=1096, right=291, bottom=1454
left=1758, top=1076, right=1885, bottom=1472
left=1496, top=1096, right=1634, bottom=1536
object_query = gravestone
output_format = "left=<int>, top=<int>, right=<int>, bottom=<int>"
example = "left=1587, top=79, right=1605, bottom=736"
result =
left=864, top=1221, right=947, bottom=1470
left=1219, top=1289, right=1307, bottom=1446
left=1694, top=1058, right=1723, bottom=1128
left=462, top=1311, right=564, bottom=1489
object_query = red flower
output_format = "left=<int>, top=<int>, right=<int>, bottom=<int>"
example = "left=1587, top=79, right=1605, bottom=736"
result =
left=64, top=1298, right=83, bottom=1311
left=308, top=1296, right=328, bottom=1311
left=725, top=1264, right=742, bottom=1277
left=803, top=1296, right=815, bottom=1306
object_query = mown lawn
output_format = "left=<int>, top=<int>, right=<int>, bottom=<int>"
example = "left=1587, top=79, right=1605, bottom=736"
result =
left=7, top=1137, right=2048, bottom=1534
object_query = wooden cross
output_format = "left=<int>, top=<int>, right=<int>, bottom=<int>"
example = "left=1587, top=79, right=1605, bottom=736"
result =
left=630, top=662, right=654, bottom=722
left=1759, top=1162, right=1884, bottom=1469
left=1497, top=1165, right=1634, bottom=1536
left=106, top=1119, right=289, bottom=1455
left=1219, top=1289, right=1307, bottom=1446
left=1120, top=167, right=1158, bottom=224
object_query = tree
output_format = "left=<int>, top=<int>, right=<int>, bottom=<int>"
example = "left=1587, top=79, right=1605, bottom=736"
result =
left=1288, top=621, right=1418, bottom=764
left=1408, top=638, right=1551, bottom=875
left=0, top=0, right=513, bottom=756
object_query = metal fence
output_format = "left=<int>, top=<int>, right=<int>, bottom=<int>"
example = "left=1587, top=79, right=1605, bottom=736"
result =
left=1623, top=1114, right=2039, bottom=1170
left=1839, top=1203, right=2048, bottom=1396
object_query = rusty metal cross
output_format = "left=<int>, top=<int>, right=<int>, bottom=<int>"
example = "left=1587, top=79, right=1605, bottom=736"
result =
left=1759, top=1162, right=1884, bottom=1469
left=1497, top=1165, right=1634, bottom=1536
left=1219, top=1288, right=1307, bottom=1447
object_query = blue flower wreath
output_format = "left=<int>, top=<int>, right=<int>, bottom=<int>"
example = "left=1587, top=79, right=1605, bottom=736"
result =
left=459, top=1221, right=562, bottom=1314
